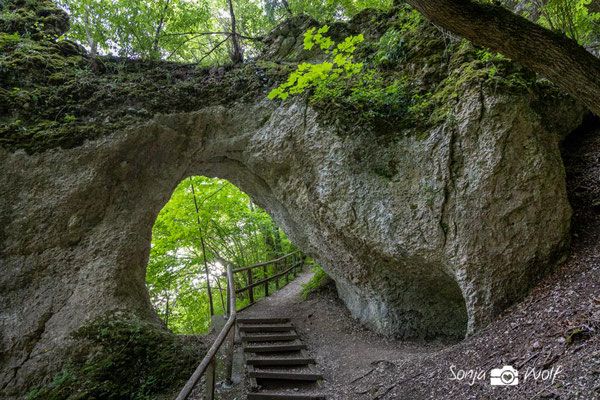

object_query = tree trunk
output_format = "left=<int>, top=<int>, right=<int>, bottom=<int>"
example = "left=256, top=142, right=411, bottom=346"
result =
left=83, top=6, right=97, bottom=57
left=199, top=234, right=214, bottom=316
left=152, top=0, right=171, bottom=57
left=227, top=0, right=243, bottom=63
left=281, top=0, right=292, bottom=15
left=190, top=181, right=215, bottom=317
left=403, top=0, right=600, bottom=115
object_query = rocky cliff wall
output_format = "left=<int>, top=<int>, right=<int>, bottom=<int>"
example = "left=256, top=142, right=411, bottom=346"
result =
left=0, top=1, right=587, bottom=395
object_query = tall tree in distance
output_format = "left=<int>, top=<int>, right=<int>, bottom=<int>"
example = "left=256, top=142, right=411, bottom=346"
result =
left=147, top=176, right=296, bottom=334
left=228, top=0, right=243, bottom=62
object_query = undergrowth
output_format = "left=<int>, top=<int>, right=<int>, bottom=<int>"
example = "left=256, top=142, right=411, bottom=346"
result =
left=26, top=311, right=205, bottom=400
left=301, top=266, right=333, bottom=299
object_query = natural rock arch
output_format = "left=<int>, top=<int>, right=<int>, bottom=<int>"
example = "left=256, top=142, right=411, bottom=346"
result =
left=1, top=92, right=583, bottom=392
left=0, top=3, right=589, bottom=395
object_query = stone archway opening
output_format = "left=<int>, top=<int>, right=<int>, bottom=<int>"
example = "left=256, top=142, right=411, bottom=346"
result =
left=145, top=175, right=298, bottom=335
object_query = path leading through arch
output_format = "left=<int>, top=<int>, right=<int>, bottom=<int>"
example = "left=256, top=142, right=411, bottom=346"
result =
left=233, top=268, right=443, bottom=399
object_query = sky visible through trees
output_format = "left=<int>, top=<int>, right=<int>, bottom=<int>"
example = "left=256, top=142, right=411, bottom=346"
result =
left=147, top=176, right=297, bottom=334
left=55, top=0, right=599, bottom=65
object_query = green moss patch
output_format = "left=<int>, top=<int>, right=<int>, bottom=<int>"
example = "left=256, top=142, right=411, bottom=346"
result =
left=0, top=25, right=290, bottom=153
left=0, top=0, right=69, bottom=39
left=26, top=312, right=206, bottom=400
left=295, top=5, right=569, bottom=139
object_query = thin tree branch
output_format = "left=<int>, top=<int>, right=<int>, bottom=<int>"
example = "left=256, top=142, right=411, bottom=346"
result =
left=197, top=36, right=229, bottom=64
left=161, top=31, right=263, bottom=41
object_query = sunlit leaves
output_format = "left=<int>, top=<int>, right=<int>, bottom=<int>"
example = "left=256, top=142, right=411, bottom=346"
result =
left=147, top=176, right=293, bottom=334
left=268, top=26, right=364, bottom=100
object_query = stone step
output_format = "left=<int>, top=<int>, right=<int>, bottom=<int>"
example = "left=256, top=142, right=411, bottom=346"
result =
left=246, top=357, right=315, bottom=366
left=247, top=393, right=326, bottom=400
left=238, top=317, right=290, bottom=324
left=250, top=370, right=323, bottom=381
left=241, top=333, right=300, bottom=342
left=239, top=324, right=294, bottom=333
left=244, top=342, right=307, bottom=353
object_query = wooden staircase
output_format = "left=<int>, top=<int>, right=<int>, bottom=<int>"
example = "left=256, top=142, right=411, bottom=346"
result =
left=238, top=317, right=325, bottom=400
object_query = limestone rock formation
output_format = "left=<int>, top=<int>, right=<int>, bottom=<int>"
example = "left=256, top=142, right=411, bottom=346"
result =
left=0, top=3, right=587, bottom=396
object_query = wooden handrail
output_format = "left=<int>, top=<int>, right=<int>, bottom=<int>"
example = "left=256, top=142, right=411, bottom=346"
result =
left=232, top=250, right=300, bottom=273
left=235, top=261, right=302, bottom=294
left=176, top=252, right=305, bottom=399
left=176, top=263, right=236, bottom=400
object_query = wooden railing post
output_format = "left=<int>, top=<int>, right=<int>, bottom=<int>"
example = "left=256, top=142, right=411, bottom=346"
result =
left=263, top=264, right=269, bottom=297
left=176, top=263, right=237, bottom=400
left=275, top=259, right=280, bottom=290
left=224, top=324, right=234, bottom=386
left=247, top=268, right=254, bottom=303
left=285, top=256, right=289, bottom=285
left=205, top=358, right=216, bottom=400
left=292, top=254, right=298, bottom=278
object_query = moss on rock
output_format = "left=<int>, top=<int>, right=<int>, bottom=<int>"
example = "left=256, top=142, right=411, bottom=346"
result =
left=26, top=311, right=206, bottom=400
left=0, top=29, right=292, bottom=153
left=295, top=5, right=576, bottom=140
left=0, top=0, right=69, bottom=39
left=0, top=2, right=579, bottom=154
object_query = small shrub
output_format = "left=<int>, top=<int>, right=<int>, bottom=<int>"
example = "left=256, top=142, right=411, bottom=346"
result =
left=301, top=266, right=333, bottom=299
left=26, top=311, right=205, bottom=400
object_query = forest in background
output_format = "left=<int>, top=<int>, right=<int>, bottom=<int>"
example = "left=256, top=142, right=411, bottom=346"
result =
left=147, top=176, right=298, bottom=334
left=52, top=0, right=599, bottom=65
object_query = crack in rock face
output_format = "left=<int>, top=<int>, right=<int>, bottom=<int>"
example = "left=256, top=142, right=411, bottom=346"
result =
left=0, top=2, right=588, bottom=395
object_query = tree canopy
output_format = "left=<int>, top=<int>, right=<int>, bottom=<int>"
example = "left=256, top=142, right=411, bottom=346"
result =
left=55, top=0, right=393, bottom=63
left=147, top=176, right=296, bottom=334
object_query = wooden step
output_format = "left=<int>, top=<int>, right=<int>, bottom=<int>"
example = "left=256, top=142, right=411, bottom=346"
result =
left=239, top=324, right=294, bottom=332
left=250, top=370, right=323, bottom=381
left=242, top=333, right=300, bottom=342
left=238, top=317, right=290, bottom=324
left=246, top=357, right=315, bottom=366
left=244, top=342, right=307, bottom=353
left=247, top=393, right=326, bottom=400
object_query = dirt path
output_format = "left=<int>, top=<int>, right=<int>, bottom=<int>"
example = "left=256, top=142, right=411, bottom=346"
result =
left=233, top=121, right=600, bottom=399
left=239, top=268, right=444, bottom=399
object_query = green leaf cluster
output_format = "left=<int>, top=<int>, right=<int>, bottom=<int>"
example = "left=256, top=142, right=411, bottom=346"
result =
left=512, top=0, right=600, bottom=45
left=268, top=25, right=365, bottom=100
left=268, top=21, right=434, bottom=129
left=52, top=0, right=395, bottom=63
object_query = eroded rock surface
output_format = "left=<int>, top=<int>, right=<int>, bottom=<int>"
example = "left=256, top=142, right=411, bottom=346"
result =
left=0, top=2, right=587, bottom=396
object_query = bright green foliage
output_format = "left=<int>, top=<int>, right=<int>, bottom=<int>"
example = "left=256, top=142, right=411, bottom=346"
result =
left=514, top=0, right=600, bottom=45
left=475, top=48, right=508, bottom=78
left=148, top=176, right=295, bottom=334
left=268, top=26, right=364, bottom=100
left=57, top=0, right=212, bottom=60
left=288, top=0, right=392, bottom=22
left=51, top=0, right=395, bottom=63
left=269, top=22, right=434, bottom=128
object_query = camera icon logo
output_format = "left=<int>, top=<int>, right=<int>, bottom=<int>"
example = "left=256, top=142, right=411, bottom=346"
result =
left=490, top=365, right=519, bottom=386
